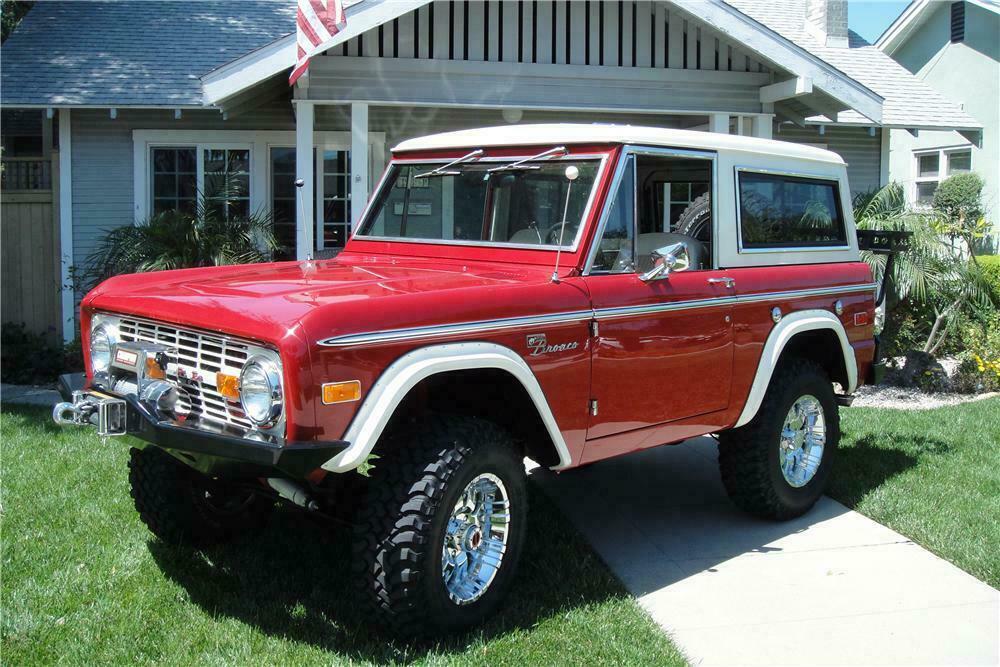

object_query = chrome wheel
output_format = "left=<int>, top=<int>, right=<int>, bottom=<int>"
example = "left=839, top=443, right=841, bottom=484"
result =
left=778, top=394, right=826, bottom=488
left=441, top=473, right=510, bottom=605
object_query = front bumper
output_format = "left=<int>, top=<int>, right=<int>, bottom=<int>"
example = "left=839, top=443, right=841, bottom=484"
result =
left=54, top=373, right=347, bottom=479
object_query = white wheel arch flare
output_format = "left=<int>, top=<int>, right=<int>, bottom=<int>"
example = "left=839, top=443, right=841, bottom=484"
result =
left=320, top=342, right=572, bottom=473
left=734, top=310, right=857, bottom=428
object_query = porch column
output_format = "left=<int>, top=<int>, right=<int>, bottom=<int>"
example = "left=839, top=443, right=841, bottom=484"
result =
left=295, top=101, right=315, bottom=260
left=752, top=115, right=774, bottom=140
left=350, top=102, right=369, bottom=230
left=708, top=114, right=729, bottom=134
left=58, top=109, right=74, bottom=343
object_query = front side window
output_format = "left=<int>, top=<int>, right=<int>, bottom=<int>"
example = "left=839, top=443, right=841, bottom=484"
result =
left=738, top=172, right=846, bottom=249
left=357, top=158, right=600, bottom=247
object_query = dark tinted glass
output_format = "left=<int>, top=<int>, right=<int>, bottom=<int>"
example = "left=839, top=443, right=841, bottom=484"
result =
left=738, top=172, right=846, bottom=249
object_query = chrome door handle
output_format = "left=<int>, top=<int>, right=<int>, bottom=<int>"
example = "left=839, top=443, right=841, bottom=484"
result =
left=707, top=277, right=736, bottom=288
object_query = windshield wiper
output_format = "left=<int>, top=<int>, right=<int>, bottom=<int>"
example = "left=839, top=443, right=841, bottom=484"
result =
left=413, top=148, right=484, bottom=179
left=485, top=146, right=568, bottom=174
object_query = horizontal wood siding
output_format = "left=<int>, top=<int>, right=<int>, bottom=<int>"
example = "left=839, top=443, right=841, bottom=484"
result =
left=70, top=107, right=295, bottom=271
left=777, top=124, right=882, bottom=195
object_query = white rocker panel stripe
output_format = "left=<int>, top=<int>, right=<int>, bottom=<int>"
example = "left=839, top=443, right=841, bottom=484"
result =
left=734, top=310, right=857, bottom=428
left=321, top=342, right=572, bottom=473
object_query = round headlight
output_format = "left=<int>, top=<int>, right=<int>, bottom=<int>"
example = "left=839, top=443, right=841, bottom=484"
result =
left=239, top=357, right=282, bottom=427
left=91, top=324, right=114, bottom=373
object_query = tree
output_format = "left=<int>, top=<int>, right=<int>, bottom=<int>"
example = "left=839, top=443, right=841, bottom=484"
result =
left=854, top=183, right=995, bottom=356
left=1, top=0, right=33, bottom=44
left=931, top=172, right=990, bottom=257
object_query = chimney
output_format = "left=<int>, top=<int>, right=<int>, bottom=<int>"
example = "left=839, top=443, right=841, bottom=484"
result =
left=805, top=0, right=849, bottom=48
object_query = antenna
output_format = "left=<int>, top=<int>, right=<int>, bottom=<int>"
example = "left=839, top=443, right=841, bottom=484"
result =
left=294, top=178, right=312, bottom=261
left=551, top=165, right=580, bottom=283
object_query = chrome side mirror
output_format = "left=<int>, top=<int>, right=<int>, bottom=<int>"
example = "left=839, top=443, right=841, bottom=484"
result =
left=639, top=242, right=690, bottom=282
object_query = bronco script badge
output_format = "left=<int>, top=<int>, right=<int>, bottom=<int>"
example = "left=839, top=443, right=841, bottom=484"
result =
left=526, top=333, right=580, bottom=357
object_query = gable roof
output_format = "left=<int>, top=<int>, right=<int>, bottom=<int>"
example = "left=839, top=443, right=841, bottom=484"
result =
left=0, top=0, right=294, bottom=107
left=726, top=0, right=981, bottom=130
left=876, top=0, right=1000, bottom=55
left=0, top=0, right=980, bottom=133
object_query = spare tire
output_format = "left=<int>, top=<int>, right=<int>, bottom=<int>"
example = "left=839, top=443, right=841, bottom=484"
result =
left=675, top=193, right=712, bottom=242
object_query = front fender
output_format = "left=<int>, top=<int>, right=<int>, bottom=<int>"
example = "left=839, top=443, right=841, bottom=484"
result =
left=320, top=341, right=572, bottom=473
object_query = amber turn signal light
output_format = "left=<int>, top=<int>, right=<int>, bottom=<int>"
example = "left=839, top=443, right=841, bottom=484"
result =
left=216, top=372, right=240, bottom=400
left=145, top=356, right=166, bottom=380
left=322, top=380, right=361, bottom=404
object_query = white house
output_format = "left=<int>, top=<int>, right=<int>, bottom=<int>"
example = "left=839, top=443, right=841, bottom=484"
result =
left=877, top=0, right=999, bottom=233
left=0, top=0, right=981, bottom=341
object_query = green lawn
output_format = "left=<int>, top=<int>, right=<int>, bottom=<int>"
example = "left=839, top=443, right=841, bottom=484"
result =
left=834, top=398, right=1000, bottom=588
left=0, top=405, right=686, bottom=666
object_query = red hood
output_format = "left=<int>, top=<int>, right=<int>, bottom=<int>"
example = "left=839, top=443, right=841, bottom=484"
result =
left=83, top=253, right=588, bottom=346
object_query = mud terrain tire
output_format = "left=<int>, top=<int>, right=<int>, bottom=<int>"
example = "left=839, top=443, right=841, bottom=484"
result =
left=718, top=358, right=840, bottom=520
left=675, top=192, right=712, bottom=241
left=352, top=416, right=528, bottom=636
left=128, top=446, right=270, bottom=546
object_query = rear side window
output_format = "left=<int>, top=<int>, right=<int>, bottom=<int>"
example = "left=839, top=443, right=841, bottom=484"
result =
left=738, top=171, right=847, bottom=249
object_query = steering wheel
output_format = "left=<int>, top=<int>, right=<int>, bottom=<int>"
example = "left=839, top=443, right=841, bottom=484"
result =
left=545, top=222, right=578, bottom=246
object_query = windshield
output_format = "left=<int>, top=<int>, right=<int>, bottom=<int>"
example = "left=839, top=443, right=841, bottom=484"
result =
left=356, top=159, right=601, bottom=247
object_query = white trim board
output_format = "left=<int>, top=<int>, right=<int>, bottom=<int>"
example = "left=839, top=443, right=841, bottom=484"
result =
left=58, top=109, right=75, bottom=343
left=201, top=0, right=432, bottom=106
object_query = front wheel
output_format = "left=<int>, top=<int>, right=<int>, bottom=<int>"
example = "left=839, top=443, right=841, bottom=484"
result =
left=352, top=416, right=528, bottom=636
left=718, top=358, right=840, bottom=520
left=128, top=446, right=271, bottom=546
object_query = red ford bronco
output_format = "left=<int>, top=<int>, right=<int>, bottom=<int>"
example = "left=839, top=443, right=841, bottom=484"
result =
left=55, top=124, right=885, bottom=635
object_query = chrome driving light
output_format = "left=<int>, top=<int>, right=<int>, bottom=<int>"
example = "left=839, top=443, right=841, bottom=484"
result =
left=239, top=356, right=283, bottom=427
left=90, top=323, right=115, bottom=374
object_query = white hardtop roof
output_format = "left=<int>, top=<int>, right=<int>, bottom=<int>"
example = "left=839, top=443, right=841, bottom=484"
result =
left=392, top=124, right=846, bottom=165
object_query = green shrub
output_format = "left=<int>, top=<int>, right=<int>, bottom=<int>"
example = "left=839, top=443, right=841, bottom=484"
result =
left=979, top=255, right=1000, bottom=304
left=952, top=312, right=1000, bottom=393
left=932, top=172, right=985, bottom=227
left=1, top=323, right=84, bottom=385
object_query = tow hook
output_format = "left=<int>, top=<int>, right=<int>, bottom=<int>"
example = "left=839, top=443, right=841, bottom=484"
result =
left=52, top=391, right=128, bottom=436
left=267, top=478, right=319, bottom=511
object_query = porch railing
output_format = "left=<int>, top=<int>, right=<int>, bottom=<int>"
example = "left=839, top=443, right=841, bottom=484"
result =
left=1, top=156, right=52, bottom=191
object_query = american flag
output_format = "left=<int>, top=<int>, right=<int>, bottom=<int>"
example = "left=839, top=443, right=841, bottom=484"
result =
left=290, top=0, right=346, bottom=85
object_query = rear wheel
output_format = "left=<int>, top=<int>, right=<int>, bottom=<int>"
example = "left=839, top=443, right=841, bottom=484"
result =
left=128, top=446, right=271, bottom=546
left=352, top=416, right=527, bottom=636
left=718, top=358, right=840, bottom=520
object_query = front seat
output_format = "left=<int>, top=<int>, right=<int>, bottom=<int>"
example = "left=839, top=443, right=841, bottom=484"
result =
left=636, top=232, right=707, bottom=272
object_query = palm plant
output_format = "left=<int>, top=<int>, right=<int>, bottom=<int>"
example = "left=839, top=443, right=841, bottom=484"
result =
left=853, top=183, right=995, bottom=355
left=88, top=189, right=280, bottom=285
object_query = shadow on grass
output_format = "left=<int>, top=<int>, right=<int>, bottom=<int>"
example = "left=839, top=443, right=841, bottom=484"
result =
left=829, top=434, right=949, bottom=508
left=149, top=485, right=620, bottom=663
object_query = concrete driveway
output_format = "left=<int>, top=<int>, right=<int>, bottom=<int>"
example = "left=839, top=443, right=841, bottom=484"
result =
left=529, top=437, right=999, bottom=666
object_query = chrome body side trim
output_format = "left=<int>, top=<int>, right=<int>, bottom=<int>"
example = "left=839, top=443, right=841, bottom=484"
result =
left=319, top=310, right=594, bottom=347
left=316, top=283, right=876, bottom=348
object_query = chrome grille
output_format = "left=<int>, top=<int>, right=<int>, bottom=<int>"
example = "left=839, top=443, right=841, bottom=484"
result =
left=117, top=317, right=254, bottom=430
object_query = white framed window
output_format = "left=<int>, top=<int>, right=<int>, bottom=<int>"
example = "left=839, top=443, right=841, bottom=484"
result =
left=133, top=130, right=385, bottom=257
left=913, top=146, right=973, bottom=206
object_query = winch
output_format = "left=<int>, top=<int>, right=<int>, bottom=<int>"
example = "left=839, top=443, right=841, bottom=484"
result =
left=53, top=341, right=190, bottom=435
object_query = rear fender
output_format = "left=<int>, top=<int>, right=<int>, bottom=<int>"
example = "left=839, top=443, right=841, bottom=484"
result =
left=734, top=310, right=856, bottom=428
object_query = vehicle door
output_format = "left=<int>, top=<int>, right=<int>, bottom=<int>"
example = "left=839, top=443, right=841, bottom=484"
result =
left=582, top=148, right=736, bottom=441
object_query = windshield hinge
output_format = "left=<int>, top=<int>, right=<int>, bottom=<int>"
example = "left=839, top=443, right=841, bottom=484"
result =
left=590, top=320, right=599, bottom=337
left=589, top=399, right=599, bottom=417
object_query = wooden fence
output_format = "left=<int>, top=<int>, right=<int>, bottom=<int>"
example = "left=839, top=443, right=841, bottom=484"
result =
left=1, top=152, right=63, bottom=342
